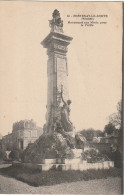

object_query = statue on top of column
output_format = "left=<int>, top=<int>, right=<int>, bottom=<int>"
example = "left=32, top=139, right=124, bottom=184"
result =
left=49, top=9, right=63, bottom=33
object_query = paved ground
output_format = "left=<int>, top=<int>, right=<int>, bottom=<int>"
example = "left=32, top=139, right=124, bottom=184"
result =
left=0, top=174, right=121, bottom=194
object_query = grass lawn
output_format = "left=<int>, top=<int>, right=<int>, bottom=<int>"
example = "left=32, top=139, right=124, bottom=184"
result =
left=0, top=166, right=121, bottom=187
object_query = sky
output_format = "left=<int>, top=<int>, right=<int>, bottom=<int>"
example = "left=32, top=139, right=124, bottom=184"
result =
left=0, top=2, right=122, bottom=136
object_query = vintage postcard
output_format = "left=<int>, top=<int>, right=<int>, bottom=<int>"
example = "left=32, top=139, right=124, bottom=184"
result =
left=0, top=1, right=123, bottom=194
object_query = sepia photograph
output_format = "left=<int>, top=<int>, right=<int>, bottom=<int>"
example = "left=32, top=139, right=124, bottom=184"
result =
left=0, top=1, right=123, bottom=194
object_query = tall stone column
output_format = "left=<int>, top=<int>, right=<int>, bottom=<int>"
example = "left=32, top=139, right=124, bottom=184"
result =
left=41, top=10, right=73, bottom=134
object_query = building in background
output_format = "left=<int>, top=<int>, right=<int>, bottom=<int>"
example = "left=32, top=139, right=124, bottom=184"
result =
left=2, top=119, right=43, bottom=150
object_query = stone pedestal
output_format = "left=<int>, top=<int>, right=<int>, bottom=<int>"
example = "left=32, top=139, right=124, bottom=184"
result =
left=20, top=11, right=114, bottom=173
left=72, top=149, right=83, bottom=158
left=13, top=161, right=114, bottom=171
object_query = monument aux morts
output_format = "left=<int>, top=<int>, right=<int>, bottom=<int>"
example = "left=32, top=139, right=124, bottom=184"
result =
left=17, top=10, right=114, bottom=171
left=22, top=10, right=86, bottom=163
left=41, top=9, right=74, bottom=137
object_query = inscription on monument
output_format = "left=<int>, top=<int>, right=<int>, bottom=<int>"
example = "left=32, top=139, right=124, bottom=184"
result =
left=54, top=44, right=67, bottom=52
left=57, top=57, right=68, bottom=102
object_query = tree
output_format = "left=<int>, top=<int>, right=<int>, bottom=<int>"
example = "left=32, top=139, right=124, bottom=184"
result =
left=109, top=100, right=122, bottom=129
left=80, top=128, right=95, bottom=141
left=109, top=100, right=122, bottom=145
left=108, top=100, right=122, bottom=154
left=104, top=122, right=116, bottom=135
left=95, top=130, right=104, bottom=137
left=80, top=128, right=104, bottom=141
left=9, top=149, right=23, bottom=161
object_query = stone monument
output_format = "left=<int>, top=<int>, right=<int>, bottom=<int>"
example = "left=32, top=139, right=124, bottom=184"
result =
left=22, top=10, right=90, bottom=164
left=41, top=10, right=75, bottom=138
left=19, top=10, right=114, bottom=171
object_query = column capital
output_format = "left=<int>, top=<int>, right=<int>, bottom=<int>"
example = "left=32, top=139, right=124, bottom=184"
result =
left=41, top=32, right=73, bottom=55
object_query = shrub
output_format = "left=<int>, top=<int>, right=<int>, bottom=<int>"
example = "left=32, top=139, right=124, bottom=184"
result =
left=9, top=149, right=23, bottom=161
left=22, top=132, right=75, bottom=163
left=84, top=148, right=98, bottom=157
left=83, top=148, right=105, bottom=163
left=111, top=150, right=121, bottom=168
left=0, top=149, right=7, bottom=161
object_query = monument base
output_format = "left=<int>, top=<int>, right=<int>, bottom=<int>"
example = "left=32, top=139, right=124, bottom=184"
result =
left=12, top=160, right=114, bottom=171
left=22, top=131, right=78, bottom=163
left=72, top=149, right=82, bottom=158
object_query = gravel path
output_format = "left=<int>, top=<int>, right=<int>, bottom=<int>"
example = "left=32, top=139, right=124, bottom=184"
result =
left=0, top=174, right=121, bottom=194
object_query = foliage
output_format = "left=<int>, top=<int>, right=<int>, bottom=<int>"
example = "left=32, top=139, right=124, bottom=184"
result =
left=9, top=149, right=23, bottom=161
left=109, top=100, right=122, bottom=146
left=81, top=129, right=95, bottom=141
left=0, top=149, right=7, bottom=161
left=79, top=129, right=104, bottom=141
left=0, top=166, right=121, bottom=187
left=110, top=149, right=121, bottom=168
left=84, top=148, right=98, bottom=157
left=107, top=100, right=122, bottom=153
left=83, top=148, right=105, bottom=163
left=22, top=135, right=57, bottom=163
left=109, top=100, right=122, bottom=129
left=22, top=132, right=75, bottom=163
left=95, top=130, right=104, bottom=137
left=52, top=132, right=74, bottom=159
left=104, top=122, right=117, bottom=135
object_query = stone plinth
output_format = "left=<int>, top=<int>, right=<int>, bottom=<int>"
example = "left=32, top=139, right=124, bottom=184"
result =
left=72, top=149, right=82, bottom=158
left=64, top=158, right=82, bottom=164
left=41, top=159, right=56, bottom=164
left=12, top=161, right=114, bottom=171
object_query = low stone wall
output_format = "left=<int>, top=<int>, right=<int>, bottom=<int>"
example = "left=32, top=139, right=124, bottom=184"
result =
left=0, top=164, right=12, bottom=168
left=12, top=160, right=114, bottom=171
